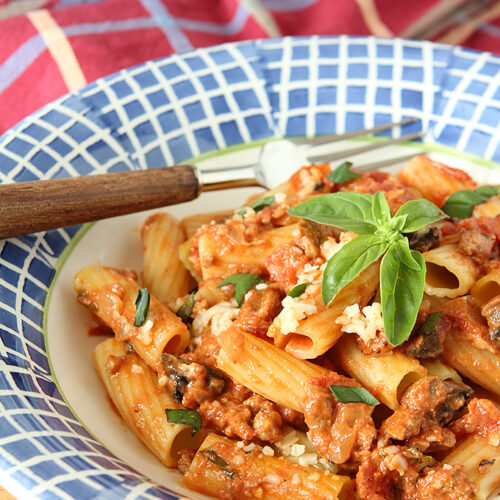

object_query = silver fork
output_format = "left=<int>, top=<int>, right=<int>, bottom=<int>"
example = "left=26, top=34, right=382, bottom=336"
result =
left=0, top=118, right=422, bottom=238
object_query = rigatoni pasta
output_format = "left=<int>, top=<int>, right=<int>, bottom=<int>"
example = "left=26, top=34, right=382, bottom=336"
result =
left=73, top=155, right=500, bottom=499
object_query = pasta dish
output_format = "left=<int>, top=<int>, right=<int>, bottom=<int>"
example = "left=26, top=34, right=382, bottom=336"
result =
left=73, top=154, right=500, bottom=499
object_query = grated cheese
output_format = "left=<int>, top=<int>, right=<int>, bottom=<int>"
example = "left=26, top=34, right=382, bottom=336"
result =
left=320, top=232, right=356, bottom=261
left=274, top=295, right=317, bottom=335
left=192, top=300, right=239, bottom=337
left=131, top=364, right=144, bottom=375
left=335, top=302, right=384, bottom=343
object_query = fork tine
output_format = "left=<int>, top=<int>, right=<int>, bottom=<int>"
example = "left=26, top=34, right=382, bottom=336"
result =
left=353, top=152, right=422, bottom=171
left=306, top=131, right=424, bottom=163
left=292, top=117, right=421, bottom=147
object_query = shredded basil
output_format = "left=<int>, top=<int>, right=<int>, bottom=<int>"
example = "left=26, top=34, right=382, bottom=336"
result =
left=124, top=340, right=134, bottom=354
left=288, top=192, right=445, bottom=346
left=251, top=196, right=275, bottom=212
left=330, top=385, right=379, bottom=405
left=287, top=283, right=311, bottom=298
left=200, top=448, right=237, bottom=478
left=217, top=273, right=265, bottom=307
left=417, top=312, right=442, bottom=334
left=165, top=409, right=202, bottom=436
left=442, top=186, right=498, bottom=219
left=327, top=161, right=360, bottom=184
left=134, top=288, right=150, bottom=327
left=176, top=292, right=195, bottom=324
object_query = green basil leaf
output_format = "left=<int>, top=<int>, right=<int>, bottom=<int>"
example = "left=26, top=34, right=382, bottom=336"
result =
left=236, top=208, right=247, bottom=217
left=166, top=409, right=202, bottom=436
left=417, top=311, right=442, bottom=334
left=176, top=291, right=195, bottom=323
left=329, top=385, right=379, bottom=405
left=217, top=273, right=265, bottom=307
left=200, top=448, right=237, bottom=478
left=251, top=196, right=275, bottom=212
left=395, top=199, right=445, bottom=232
left=327, top=161, right=360, bottom=184
left=287, top=283, right=311, bottom=298
left=371, top=191, right=392, bottom=226
left=442, top=186, right=498, bottom=219
left=134, top=288, right=150, bottom=327
left=381, top=245, right=425, bottom=346
left=124, top=340, right=134, bottom=354
left=322, top=234, right=389, bottom=304
left=393, top=238, right=421, bottom=271
left=475, top=186, right=499, bottom=197
left=287, top=192, right=379, bottom=234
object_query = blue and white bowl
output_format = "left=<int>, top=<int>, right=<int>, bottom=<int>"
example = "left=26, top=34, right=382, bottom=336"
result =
left=0, top=36, right=499, bottom=499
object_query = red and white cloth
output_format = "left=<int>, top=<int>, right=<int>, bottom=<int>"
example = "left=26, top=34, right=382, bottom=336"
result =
left=1, top=0, right=500, bottom=135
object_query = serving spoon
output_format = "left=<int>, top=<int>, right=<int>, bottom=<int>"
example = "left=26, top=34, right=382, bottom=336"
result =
left=0, top=119, right=421, bottom=238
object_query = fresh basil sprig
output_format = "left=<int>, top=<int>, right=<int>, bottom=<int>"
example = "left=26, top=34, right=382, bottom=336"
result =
left=330, top=385, right=379, bottom=405
left=176, top=291, right=195, bottom=323
left=288, top=192, right=445, bottom=346
left=442, top=186, right=498, bottom=219
left=251, top=195, right=275, bottom=212
left=217, top=273, right=264, bottom=307
left=327, top=161, right=360, bottom=184
left=134, top=288, right=150, bottom=327
left=287, top=283, right=311, bottom=298
left=165, top=409, right=202, bottom=436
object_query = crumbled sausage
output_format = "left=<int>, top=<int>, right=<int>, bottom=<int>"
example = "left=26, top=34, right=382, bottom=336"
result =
left=381, top=376, right=472, bottom=451
left=233, top=288, right=283, bottom=337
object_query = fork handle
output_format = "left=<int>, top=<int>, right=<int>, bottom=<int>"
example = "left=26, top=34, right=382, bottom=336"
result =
left=0, top=166, right=201, bottom=239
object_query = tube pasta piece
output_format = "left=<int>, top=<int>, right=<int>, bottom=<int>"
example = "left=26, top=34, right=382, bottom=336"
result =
left=216, top=326, right=327, bottom=412
left=331, top=334, right=426, bottom=410
left=269, top=263, right=380, bottom=359
left=183, top=433, right=352, bottom=500
left=443, top=328, right=500, bottom=397
left=421, top=359, right=462, bottom=384
left=443, top=434, right=500, bottom=500
left=422, top=244, right=479, bottom=298
left=93, top=338, right=203, bottom=467
left=180, top=210, right=233, bottom=239
left=197, top=224, right=299, bottom=281
left=141, top=212, right=192, bottom=305
left=471, top=269, right=500, bottom=306
left=397, top=155, right=477, bottom=207
left=178, top=239, right=199, bottom=280
left=473, top=195, right=500, bottom=218
left=74, top=265, right=189, bottom=370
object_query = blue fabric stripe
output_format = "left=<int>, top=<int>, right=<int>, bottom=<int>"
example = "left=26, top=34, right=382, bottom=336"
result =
left=176, top=4, right=249, bottom=35
left=137, top=0, right=193, bottom=53
left=260, top=0, right=317, bottom=11
left=0, top=35, right=45, bottom=94
left=63, top=18, right=156, bottom=36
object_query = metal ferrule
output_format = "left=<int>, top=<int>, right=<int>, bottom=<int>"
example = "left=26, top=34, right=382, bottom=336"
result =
left=198, top=164, right=262, bottom=192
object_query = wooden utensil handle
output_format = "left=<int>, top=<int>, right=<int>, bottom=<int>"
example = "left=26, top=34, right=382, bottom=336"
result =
left=0, top=166, right=200, bottom=239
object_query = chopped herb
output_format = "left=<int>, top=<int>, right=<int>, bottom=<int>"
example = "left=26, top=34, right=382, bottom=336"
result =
left=134, top=288, right=150, bottom=327
left=287, top=282, right=311, bottom=298
left=417, top=312, right=442, bottom=334
left=217, top=273, right=265, bottom=307
left=479, top=458, right=495, bottom=467
left=288, top=192, right=445, bottom=346
left=200, top=448, right=237, bottom=478
left=236, top=208, right=247, bottom=217
left=442, top=186, right=499, bottom=219
left=165, top=409, right=202, bottom=436
left=327, top=161, right=361, bottom=184
left=251, top=195, right=275, bottom=212
left=176, top=292, right=195, bottom=324
left=124, top=341, right=134, bottom=354
left=330, top=385, right=379, bottom=405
